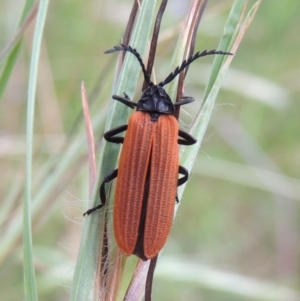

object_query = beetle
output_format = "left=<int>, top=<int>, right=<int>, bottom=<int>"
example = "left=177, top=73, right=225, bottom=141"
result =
left=84, top=44, right=232, bottom=260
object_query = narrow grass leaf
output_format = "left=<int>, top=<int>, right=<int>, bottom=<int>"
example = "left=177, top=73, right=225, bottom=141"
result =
left=70, top=0, right=159, bottom=300
left=24, top=1, right=49, bottom=300
left=0, top=0, right=35, bottom=98
left=178, top=0, right=261, bottom=199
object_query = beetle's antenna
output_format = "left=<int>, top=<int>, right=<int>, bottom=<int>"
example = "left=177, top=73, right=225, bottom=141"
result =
left=105, top=44, right=154, bottom=86
left=159, top=49, right=233, bottom=87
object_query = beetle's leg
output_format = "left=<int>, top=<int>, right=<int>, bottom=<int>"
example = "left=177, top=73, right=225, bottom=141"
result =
left=178, top=165, right=189, bottom=187
left=175, top=134, right=196, bottom=203
left=86, top=124, right=126, bottom=215
left=104, top=125, right=128, bottom=144
left=112, top=93, right=137, bottom=109
left=178, top=129, right=197, bottom=145
left=175, top=166, right=190, bottom=203
left=174, top=96, right=195, bottom=107
left=99, top=169, right=118, bottom=206
left=83, top=169, right=118, bottom=216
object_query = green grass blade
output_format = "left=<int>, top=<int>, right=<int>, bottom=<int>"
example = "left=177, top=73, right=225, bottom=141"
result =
left=24, top=0, right=49, bottom=300
left=71, top=1, right=261, bottom=299
left=0, top=0, right=35, bottom=98
left=70, top=1, right=158, bottom=300
left=0, top=42, right=22, bottom=99
left=178, top=0, right=261, bottom=198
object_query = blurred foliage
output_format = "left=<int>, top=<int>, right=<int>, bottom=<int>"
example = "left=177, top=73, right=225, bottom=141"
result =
left=0, top=0, right=299, bottom=300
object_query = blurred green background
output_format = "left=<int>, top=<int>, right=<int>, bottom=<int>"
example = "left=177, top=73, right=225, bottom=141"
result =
left=1, top=0, right=299, bottom=300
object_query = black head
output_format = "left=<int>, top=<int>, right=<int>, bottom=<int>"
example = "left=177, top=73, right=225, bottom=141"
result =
left=105, top=45, right=233, bottom=121
left=137, top=85, right=174, bottom=121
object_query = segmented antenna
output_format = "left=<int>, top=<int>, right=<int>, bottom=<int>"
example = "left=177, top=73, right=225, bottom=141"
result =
left=159, top=49, right=233, bottom=87
left=105, top=44, right=153, bottom=86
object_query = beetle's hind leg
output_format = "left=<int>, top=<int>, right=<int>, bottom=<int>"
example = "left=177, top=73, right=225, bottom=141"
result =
left=83, top=169, right=118, bottom=216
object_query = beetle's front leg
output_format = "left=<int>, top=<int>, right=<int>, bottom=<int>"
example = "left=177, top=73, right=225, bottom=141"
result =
left=113, top=93, right=137, bottom=109
left=174, top=96, right=195, bottom=107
